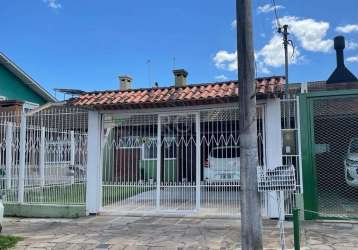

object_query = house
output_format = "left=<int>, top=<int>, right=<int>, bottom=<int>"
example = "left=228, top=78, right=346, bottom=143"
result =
left=0, top=52, right=56, bottom=112
left=70, top=70, right=286, bottom=217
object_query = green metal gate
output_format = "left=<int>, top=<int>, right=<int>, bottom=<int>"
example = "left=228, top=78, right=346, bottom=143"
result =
left=300, top=89, right=358, bottom=219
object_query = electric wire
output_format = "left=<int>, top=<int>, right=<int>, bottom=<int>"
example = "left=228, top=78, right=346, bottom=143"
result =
left=272, top=0, right=282, bottom=30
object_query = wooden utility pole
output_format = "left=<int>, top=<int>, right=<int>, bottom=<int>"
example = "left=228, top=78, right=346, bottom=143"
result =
left=236, top=0, right=263, bottom=249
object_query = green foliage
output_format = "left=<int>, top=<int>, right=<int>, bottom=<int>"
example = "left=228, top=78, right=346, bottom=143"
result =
left=3, top=183, right=147, bottom=206
left=0, top=235, right=23, bottom=249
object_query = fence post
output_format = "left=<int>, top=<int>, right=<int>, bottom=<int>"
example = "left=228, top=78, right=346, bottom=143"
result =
left=86, top=111, right=102, bottom=215
left=195, top=113, right=201, bottom=211
left=70, top=131, right=75, bottom=184
left=293, top=208, right=301, bottom=250
left=70, top=131, right=75, bottom=166
left=156, top=116, right=161, bottom=210
left=18, top=112, right=26, bottom=203
left=5, top=122, right=13, bottom=190
left=39, top=127, right=46, bottom=187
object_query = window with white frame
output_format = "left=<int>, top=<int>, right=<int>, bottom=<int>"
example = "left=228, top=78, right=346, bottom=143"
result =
left=141, top=137, right=176, bottom=160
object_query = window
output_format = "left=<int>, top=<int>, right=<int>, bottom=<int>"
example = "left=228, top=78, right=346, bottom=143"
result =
left=119, top=136, right=142, bottom=148
left=142, top=140, right=157, bottom=160
left=210, top=147, right=240, bottom=159
left=141, top=137, right=176, bottom=160
left=163, top=137, right=176, bottom=159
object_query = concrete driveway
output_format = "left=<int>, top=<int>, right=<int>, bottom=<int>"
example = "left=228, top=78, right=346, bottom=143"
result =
left=3, top=216, right=358, bottom=249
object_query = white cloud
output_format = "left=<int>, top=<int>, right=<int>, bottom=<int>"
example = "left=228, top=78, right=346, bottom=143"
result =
left=256, top=34, right=300, bottom=68
left=279, top=16, right=333, bottom=53
left=347, top=41, right=358, bottom=50
left=255, top=60, right=271, bottom=74
left=257, top=4, right=284, bottom=14
left=347, top=56, right=358, bottom=63
left=214, top=15, right=333, bottom=75
left=215, top=75, right=229, bottom=81
left=336, top=24, right=358, bottom=33
left=231, top=20, right=237, bottom=29
left=43, top=0, right=62, bottom=9
left=213, top=50, right=237, bottom=71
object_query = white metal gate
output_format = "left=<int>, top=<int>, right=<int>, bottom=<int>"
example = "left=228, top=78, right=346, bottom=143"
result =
left=101, top=106, right=265, bottom=216
left=0, top=107, right=88, bottom=206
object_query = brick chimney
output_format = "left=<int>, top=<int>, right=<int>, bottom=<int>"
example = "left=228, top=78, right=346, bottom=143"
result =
left=173, top=69, right=188, bottom=87
left=119, top=75, right=132, bottom=90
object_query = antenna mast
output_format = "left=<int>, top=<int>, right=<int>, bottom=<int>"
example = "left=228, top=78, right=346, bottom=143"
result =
left=147, top=59, right=152, bottom=86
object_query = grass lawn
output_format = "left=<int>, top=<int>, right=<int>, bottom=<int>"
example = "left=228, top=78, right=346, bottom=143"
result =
left=3, top=183, right=148, bottom=206
left=0, top=235, right=23, bottom=249
left=102, top=185, right=150, bottom=206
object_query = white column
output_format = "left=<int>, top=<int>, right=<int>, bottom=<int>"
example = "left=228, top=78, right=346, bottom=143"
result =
left=195, top=113, right=201, bottom=211
left=264, top=98, right=283, bottom=218
left=156, top=116, right=161, bottom=210
left=18, top=113, right=26, bottom=203
left=86, top=111, right=102, bottom=215
left=5, top=122, right=13, bottom=190
left=39, top=127, right=46, bottom=187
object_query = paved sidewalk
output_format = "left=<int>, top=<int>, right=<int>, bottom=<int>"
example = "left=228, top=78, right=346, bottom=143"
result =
left=2, top=216, right=358, bottom=249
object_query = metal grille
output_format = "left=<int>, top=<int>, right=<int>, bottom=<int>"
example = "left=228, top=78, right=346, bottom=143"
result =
left=102, top=106, right=265, bottom=217
left=281, top=97, right=302, bottom=215
left=313, top=97, right=358, bottom=217
left=0, top=111, right=21, bottom=202
left=257, top=165, right=296, bottom=192
left=200, top=107, right=265, bottom=216
left=102, top=114, right=158, bottom=213
left=0, top=107, right=88, bottom=205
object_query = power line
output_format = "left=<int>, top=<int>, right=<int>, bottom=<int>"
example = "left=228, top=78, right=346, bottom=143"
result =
left=271, top=0, right=281, bottom=30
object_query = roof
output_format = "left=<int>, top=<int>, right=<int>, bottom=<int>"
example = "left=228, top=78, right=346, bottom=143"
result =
left=0, top=52, right=57, bottom=102
left=69, top=76, right=285, bottom=110
left=307, top=80, right=358, bottom=92
left=0, top=100, right=24, bottom=108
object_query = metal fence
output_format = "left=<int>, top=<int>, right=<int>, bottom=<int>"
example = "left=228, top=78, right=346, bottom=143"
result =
left=281, top=97, right=302, bottom=215
left=312, top=96, right=358, bottom=218
left=101, top=106, right=267, bottom=217
left=0, top=106, right=88, bottom=206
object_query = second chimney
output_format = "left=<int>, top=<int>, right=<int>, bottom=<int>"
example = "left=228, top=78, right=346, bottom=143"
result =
left=119, top=75, right=132, bottom=90
left=327, top=36, right=357, bottom=84
left=173, top=69, right=188, bottom=87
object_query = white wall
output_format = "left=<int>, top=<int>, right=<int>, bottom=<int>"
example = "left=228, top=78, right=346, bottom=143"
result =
left=264, top=98, right=283, bottom=218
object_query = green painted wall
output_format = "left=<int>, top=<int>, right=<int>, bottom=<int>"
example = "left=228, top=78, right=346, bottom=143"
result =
left=0, top=64, right=47, bottom=105
left=140, top=159, right=177, bottom=182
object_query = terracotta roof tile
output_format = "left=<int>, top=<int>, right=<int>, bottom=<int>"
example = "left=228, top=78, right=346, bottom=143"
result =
left=69, top=76, right=285, bottom=110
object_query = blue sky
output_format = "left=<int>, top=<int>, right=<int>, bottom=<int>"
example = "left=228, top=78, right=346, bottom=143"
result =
left=1, top=0, right=358, bottom=96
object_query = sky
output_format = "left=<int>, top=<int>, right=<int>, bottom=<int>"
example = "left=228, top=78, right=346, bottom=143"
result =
left=1, top=0, right=358, bottom=97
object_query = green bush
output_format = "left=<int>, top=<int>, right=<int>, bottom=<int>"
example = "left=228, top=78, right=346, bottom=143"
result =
left=0, top=235, right=23, bottom=249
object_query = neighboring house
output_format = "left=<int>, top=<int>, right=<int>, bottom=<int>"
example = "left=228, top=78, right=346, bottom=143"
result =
left=0, top=52, right=56, bottom=112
